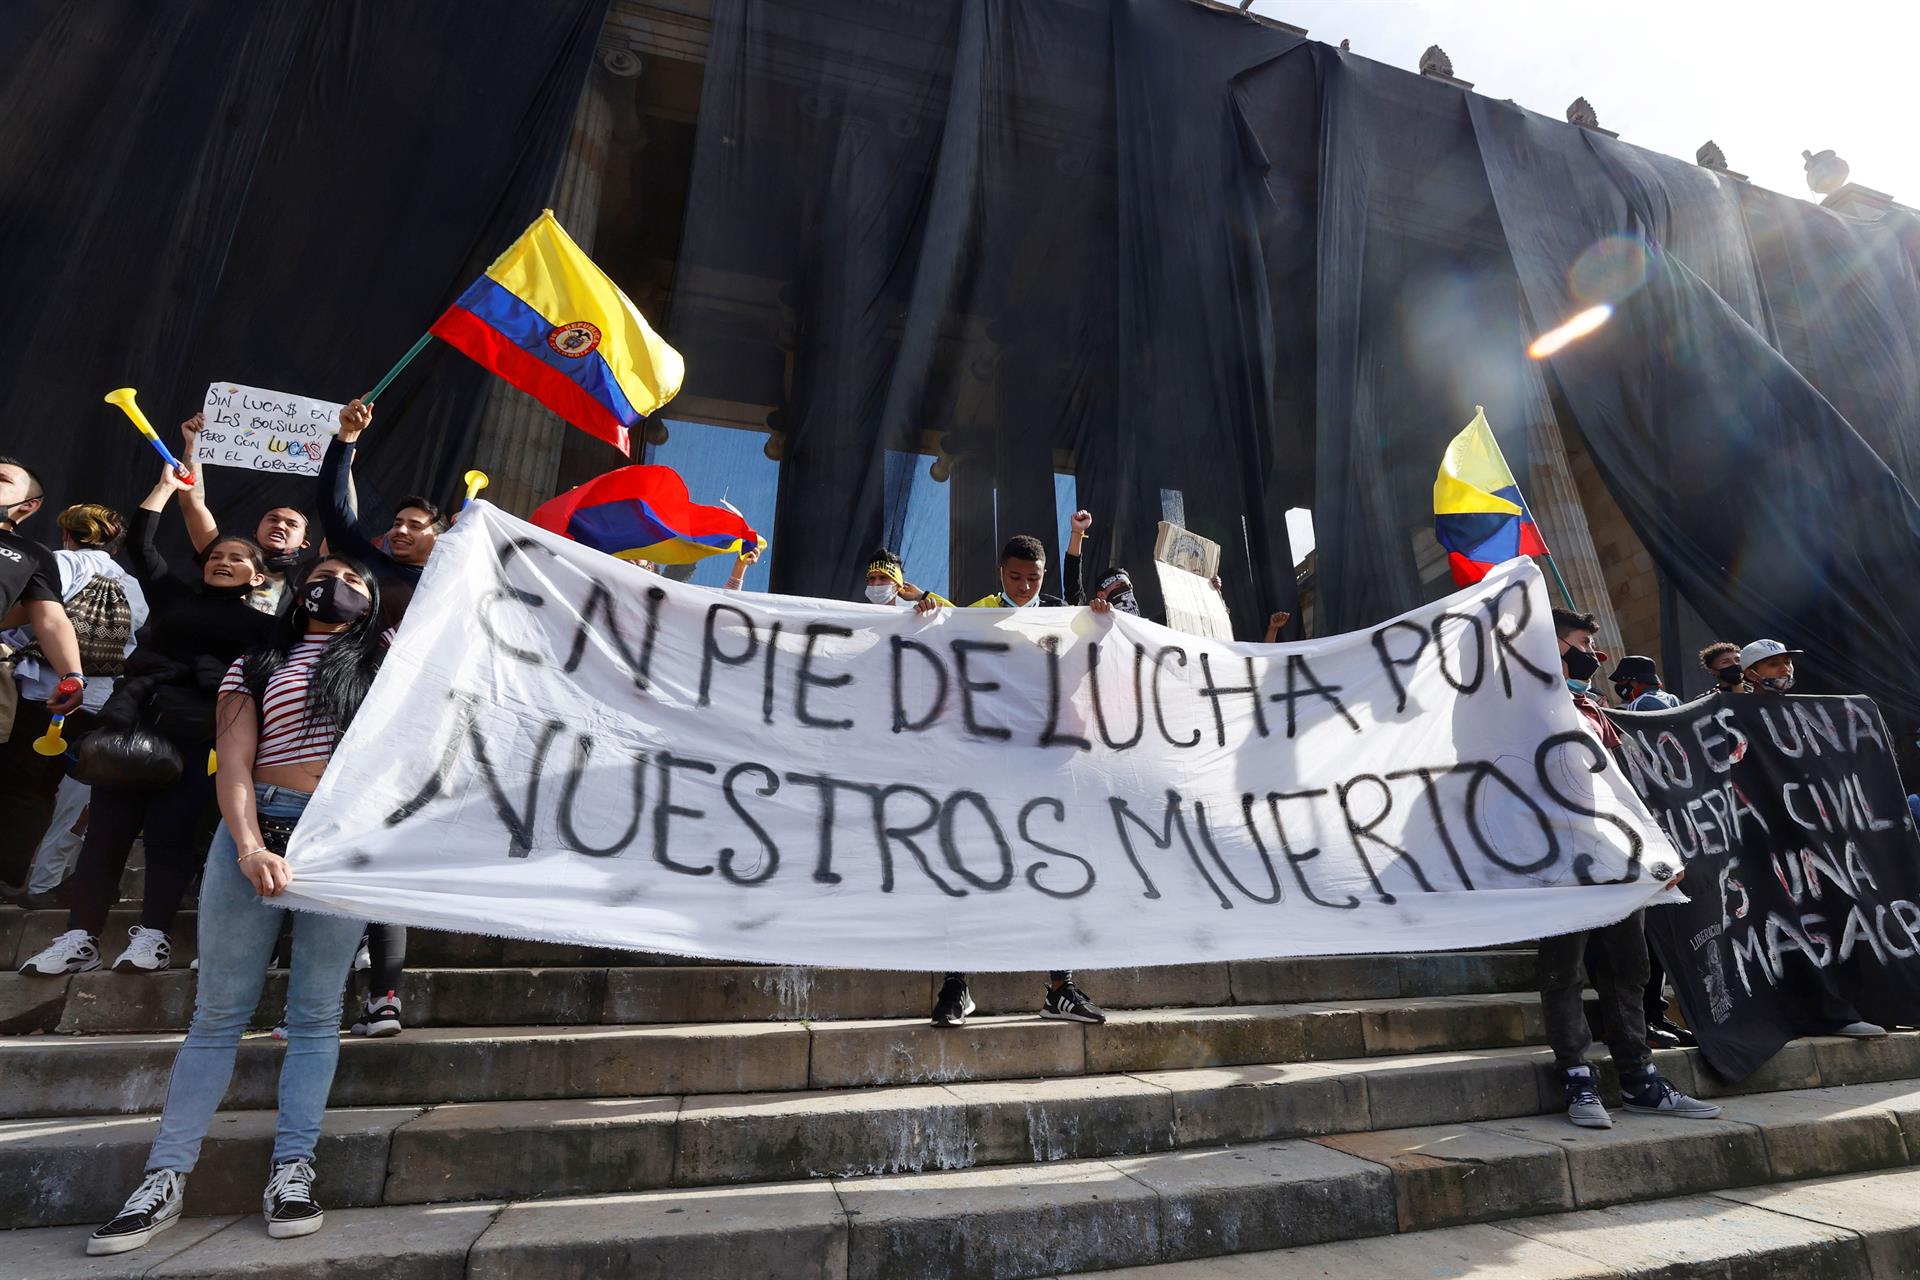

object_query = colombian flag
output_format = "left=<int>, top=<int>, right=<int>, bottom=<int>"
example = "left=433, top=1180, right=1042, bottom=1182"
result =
left=531, top=465, right=762, bottom=565
left=431, top=210, right=684, bottom=454
left=1433, top=406, right=1549, bottom=586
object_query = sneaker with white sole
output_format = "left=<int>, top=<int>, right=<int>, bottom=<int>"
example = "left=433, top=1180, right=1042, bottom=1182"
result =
left=87, top=1169, right=185, bottom=1255
left=1041, top=980, right=1107, bottom=1024
left=19, top=928, right=101, bottom=976
left=351, top=991, right=403, bottom=1037
left=262, top=1159, right=324, bottom=1238
left=1833, top=1020, right=1888, bottom=1038
left=351, top=940, right=372, bottom=972
left=111, top=926, right=171, bottom=974
left=930, top=975, right=975, bottom=1028
left=1620, top=1066, right=1723, bottom=1118
left=1561, top=1065, right=1613, bottom=1128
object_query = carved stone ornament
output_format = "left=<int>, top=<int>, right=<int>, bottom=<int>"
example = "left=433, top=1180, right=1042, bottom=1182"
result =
left=1802, top=149, right=1851, bottom=195
left=1696, top=140, right=1728, bottom=169
left=1566, top=97, right=1599, bottom=129
left=1418, top=44, right=1452, bottom=77
left=599, top=48, right=642, bottom=78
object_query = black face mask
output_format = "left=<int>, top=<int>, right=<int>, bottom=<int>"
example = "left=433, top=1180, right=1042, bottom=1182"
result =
left=1714, top=665, right=1744, bottom=686
left=302, top=576, right=372, bottom=625
left=1108, top=589, right=1140, bottom=616
left=1562, top=646, right=1601, bottom=682
left=1612, top=681, right=1635, bottom=702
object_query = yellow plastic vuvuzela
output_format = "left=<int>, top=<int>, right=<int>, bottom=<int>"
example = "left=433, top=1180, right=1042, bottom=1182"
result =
left=462, top=469, right=490, bottom=510
left=105, top=387, right=196, bottom=486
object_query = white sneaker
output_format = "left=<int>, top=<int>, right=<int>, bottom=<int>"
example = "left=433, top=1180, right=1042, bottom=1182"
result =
left=351, top=991, right=403, bottom=1038
left=111, top=926, right=172, bottom=973
left=87, top=1169, right=185, bottom=1255
left=19, top=928, right=101, bottom=976
left=351, top=940, right=372, bottom=972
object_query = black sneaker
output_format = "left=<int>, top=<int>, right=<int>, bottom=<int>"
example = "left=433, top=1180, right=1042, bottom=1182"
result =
left=263, top=1158, right=324, bottom=1238
left=1041, top=980, right=1106, bottom=1024
left=87, top=1169, right=185, bottom=1255
left=350, top=991, right=403, bottom=1038
left=931, top=976, right=975, bottom=1028
left=1647, top=1017, right=1695, bottom=1048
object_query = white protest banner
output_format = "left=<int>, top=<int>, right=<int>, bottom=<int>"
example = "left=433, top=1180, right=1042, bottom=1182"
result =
left=281, top=503, right=1682, bottom=970
left=196, top=382, right=343, bottom=477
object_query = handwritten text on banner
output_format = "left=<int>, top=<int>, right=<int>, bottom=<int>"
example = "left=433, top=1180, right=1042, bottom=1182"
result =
left=282, top=504, right=1681, bottom=969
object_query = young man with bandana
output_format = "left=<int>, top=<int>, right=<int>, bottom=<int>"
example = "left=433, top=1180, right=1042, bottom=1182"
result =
left=1535, top=608, right=1721, bottom=1127
left=863, top=547, right=948, bottom=609
left=915, top=511, right=1105, bottom=1028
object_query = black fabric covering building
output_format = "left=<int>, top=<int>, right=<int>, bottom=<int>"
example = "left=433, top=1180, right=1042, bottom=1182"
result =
left=670, top=0, right=1920, bottom=729
left=0, top=0, right=607, bottom=550
left=6, top=0, right=1919, bottom=730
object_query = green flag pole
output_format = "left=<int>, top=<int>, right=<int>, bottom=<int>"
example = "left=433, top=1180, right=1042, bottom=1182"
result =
left=361, top=331, right=435, bottom=405
left=1538, top=550, right=1579, bottom=610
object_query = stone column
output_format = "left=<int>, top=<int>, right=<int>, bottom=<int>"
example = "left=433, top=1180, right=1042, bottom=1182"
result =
left=1525, top=415, right=1626, bottom=661
left=470, top=48, right=627, bottom=515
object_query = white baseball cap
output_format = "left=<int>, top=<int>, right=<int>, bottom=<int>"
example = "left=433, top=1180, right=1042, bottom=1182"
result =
left=1738, top=639, right=1803, bottom=670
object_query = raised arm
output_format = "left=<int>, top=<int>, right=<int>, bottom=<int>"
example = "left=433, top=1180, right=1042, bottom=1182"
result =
left=317, top=399, right=391, bottom=569
left=129, top=465, right=187, bottom=584
left=177, top=412, right=220, bottom=554
left=1064, top=509, right=1091, bottom=605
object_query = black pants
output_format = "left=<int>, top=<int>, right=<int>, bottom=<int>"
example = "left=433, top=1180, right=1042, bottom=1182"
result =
left=365, top=923, right=407, bottom=995
left=1538, top=910, right=1652, bottom=1074
left=1586, top=932, right=1670, bottom=1024
left=64, top=770, right=217, bottom=937
left=0, top=703, right=96, bottom=885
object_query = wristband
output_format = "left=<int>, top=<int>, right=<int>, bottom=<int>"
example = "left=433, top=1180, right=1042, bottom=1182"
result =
left=238, top=848, right=272, bottom=863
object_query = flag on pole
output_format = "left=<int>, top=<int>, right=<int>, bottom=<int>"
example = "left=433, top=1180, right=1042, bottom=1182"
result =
left=1433, top=406, right=1550, bottom=586
left=430, top=210, right=684, bottom=454
left=531, top=465, right=762, bottom=565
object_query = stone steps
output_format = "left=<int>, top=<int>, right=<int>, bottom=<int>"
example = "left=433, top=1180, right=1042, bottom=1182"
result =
left=6, top=1036, right=1916, bottom=1232
left=0, top=950, right=1540, bottom=1035
left=1069, top=1167, right=1920, bottom=1278
left=3, top=1089, right=1916, bottom=1279
left=0, top=991, right=1580, bottom=1118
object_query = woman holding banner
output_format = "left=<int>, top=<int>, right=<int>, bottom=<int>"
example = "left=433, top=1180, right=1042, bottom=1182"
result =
left=85, top=556, right=385, bottom=1257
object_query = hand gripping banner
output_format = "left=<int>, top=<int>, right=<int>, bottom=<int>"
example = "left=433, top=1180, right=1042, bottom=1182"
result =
left=281, top=504, right=1681, bottom=969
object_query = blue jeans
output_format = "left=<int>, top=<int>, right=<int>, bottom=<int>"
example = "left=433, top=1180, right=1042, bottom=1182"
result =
left=146, top=784, right=367, bottom=1173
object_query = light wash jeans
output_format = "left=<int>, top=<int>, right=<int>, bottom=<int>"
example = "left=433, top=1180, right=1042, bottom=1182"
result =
left=25, top=775, right=89, bottom=894
left=146, top=784, right=366, bottom=1172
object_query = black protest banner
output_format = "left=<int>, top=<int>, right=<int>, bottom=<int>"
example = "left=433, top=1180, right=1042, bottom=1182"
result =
left=1609, top=694, right=1920, bottom=1081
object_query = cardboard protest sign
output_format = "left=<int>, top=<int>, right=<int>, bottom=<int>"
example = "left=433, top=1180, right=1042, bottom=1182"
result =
left=195, top=382, right=342, bottom=476
left=281, top=503, right=1683, bottom=970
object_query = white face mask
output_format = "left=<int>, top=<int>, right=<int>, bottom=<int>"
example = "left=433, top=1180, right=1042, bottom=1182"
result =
left=865, top=583, right=898, bottom=605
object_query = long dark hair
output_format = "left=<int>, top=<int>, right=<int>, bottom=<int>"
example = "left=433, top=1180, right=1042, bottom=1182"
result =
left=237, top=555, right=386, bottom=737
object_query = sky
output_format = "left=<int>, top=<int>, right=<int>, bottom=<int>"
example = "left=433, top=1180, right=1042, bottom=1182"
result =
left=1253, top=0, right=1916, bottom=205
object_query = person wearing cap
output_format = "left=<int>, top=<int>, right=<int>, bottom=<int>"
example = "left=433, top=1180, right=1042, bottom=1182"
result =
left=861, top=548, right=948, bottom=609
left=1610, top=655, right=1681, bottom=711
left=1698, top=642, right=1749, bottom=695
left=1536, top=608, right=1721, bottom=1128
left=1738, top=638, right=1886, bottom=1038
left=1738, top=639, right=1802, bottom=694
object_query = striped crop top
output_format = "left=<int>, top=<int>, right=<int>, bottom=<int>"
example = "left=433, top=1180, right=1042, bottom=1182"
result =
left=219, top=635, right=341, bottom=768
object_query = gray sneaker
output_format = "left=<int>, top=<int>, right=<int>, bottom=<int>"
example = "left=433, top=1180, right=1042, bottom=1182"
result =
left=1562, top=1065, right=1612, bottom=1128
left=1620, top=1069, right=1722, bottom=1118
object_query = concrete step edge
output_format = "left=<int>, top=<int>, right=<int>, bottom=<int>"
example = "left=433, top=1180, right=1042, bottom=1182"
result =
left=4, top=1035, right=1917, bottom=1229
left=2, top=1108, right=1916, bottom=1279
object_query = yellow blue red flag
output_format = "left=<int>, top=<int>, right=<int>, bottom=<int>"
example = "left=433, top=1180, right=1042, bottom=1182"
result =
left=1433, top=406, right=1549, bottom=585
left=431, top=210, right=683, bottom=453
